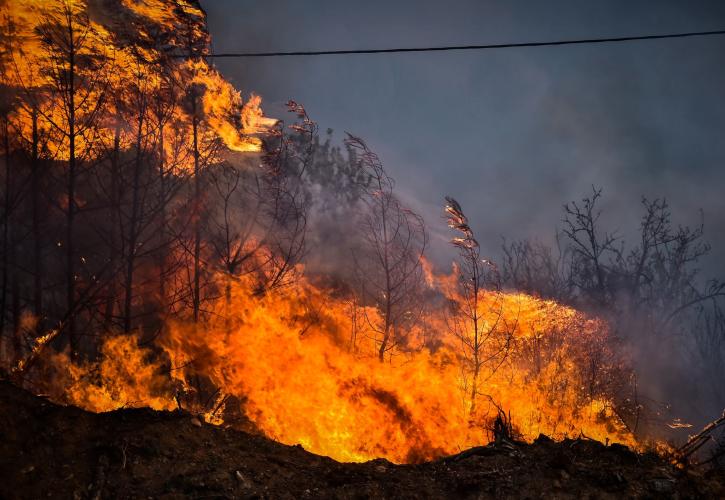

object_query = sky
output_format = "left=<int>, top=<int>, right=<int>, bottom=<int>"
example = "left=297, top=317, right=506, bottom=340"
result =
left=202, top=0, right=725, bottom=278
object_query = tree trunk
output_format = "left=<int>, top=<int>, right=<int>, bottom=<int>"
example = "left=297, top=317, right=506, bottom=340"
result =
left=11, top=227, right=20, bottom=352
left=225, top=272, right=232, bottom=336
left=103, top=123, right=121, bottom=330
left=31, top=106, right=43, bottom=335
left=191, top=93, right=201, bottom=324
left=1, top=115, right=10, bottom=340
left=377, top=193, right=391, bottom=363
left=469, top=276, right=480, bottom=415
left=67, top=34, right=77, bottom=358
left=157, top=123, right=166, bottom=306
left=123, top=110, right=145, bottom=333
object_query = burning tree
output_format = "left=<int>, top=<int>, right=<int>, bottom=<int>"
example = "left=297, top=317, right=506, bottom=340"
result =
left=502, top=187, right=725, bottom=435
left=33, top=0, right=112, bottom=356
left=444, top=196, right=512, bottom=414
left=345, top=134, right=427, bottom=362
left=0, top=0, right=273, bottom=365
left=252, top=100, right=315, bottom=294
left=205, top=100, right=317, bottom=328
left=0, top=0, right=674, bottom=468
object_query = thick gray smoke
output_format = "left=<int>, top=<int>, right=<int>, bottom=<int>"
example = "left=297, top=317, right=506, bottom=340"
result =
left=202, top=0, right=725, bottom=446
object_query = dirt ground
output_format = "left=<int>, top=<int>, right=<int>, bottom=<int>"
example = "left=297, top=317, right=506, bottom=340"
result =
left=0, top=380, right=723, bottom=499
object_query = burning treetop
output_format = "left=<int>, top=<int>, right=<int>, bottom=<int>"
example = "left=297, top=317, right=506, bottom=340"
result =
left=0, top=0, right=663, bottom=466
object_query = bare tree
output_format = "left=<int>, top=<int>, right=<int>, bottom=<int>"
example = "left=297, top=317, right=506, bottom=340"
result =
left=0, top=91, right=18, bottom=349
left=345, top=133, right=427, bottom=362
left=692, top=303, right=725, bottom=405
left=206, top=163, right=266, bottom=328
left=502, top=235, right=574, bottom=302
left=500, top=187, right=725, bottom=434
left=34, top=0, right=110, bottom=356
left=0, top=13, right=23, bottom=354
left=253, top=100, right=315, bottom=294
left=445, top=196, right=512, bottom=413
left=561, top=186, right=620, bottom=308
left=508, top=188, right=724, bottom=326
left=179, top=12, right=211, bottom=325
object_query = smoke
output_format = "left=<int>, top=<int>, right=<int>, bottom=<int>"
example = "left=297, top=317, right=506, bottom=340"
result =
left=3, top=0, right=721, bottom=459
left=203, top=0, right=725, bottom=278
left=202, top=1, right=725, bottom=435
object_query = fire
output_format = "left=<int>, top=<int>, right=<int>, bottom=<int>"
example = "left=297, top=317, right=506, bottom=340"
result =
left=1, top=0, right=273, bottom=167
left=1, top=0, right=640, bottom=465
left=26, top=266, right=635, bottom=464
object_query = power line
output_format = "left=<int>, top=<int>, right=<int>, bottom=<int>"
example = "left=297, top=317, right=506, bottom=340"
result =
left=205, top=28, right=725, bottom=58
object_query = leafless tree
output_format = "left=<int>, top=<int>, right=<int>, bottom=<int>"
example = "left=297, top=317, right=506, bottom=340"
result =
left=507, top=188, right=724, bottom=325
left=502, top=235, right=574, bottom=302
left=560, top=189, right=725, bottom=331
left=252, top=100, right=316, bottom=294
left=445, top=196, right=512, bottom=413
left=692, top=303, right=725, bottom=405
left=501, top=187, right=725, bottom=433
left=206, top=162, right=266, bottom=327
left=112, top=53, right=186, bottom=335
left=345, top=133, right=427, bottom=362
left=34, top=0, right=111, bottom=356
left=561, top=186, right=620, bottom=308
left=179, top=12, right=211, bottom=325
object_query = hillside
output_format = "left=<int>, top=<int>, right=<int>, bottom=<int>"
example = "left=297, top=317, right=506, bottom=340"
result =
left=1, top=381, right=723, bottom=499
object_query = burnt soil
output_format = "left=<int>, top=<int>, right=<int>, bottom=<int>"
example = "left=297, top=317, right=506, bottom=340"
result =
left=0, top=381, right=723, bottom=499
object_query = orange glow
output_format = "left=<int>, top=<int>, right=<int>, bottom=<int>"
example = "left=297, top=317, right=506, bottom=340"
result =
left=27, top=265, right=636, bottom=464
left=3, top=0, right=640, bottom=465
left=1, top=0, right=273, bottom=167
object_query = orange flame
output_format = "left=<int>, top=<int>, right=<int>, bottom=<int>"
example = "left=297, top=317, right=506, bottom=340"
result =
left=27, top=265, right=636, bottom=463
left=2, top=0, right=640, bottom=465
left=1, top=0, right=273, bottom=167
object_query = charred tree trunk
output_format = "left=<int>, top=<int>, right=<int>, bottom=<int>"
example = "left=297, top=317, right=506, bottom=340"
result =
left=123, top=108, right=145, bottom=333
left=10, top=224, right=20, bottom=350
left=157, top=123, right=166, bottom=306
left=469, top=266, right=481, bottom=414
left=225, top=272, right=232, bottom=336
left=66, top=33, right=78, bottom=358
left=103, top=123, right=121, bottom=331
left=1, top=114, right=10, bottom=339
left=30, top=106, right=43, bottom=334
left=191, top=92, right=201, bottom=324
left=378, top=179, right=392, bottom=363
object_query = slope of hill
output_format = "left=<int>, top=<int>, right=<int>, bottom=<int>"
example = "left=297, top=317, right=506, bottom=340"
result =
left=1, top=380, right=723, bottom=499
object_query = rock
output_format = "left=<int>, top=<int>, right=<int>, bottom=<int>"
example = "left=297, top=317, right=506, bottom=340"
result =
left=190, top=417, right=202, bottom=428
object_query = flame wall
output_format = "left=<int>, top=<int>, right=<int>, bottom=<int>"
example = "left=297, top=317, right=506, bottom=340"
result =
left=34, top=268, right=635, bottom=464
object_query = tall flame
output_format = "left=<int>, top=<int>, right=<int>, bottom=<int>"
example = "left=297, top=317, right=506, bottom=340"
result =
left=1, top=0, right=273, bottom=167
left=2, top=0, right=640, bottom=465
left=31, top=265, right=635, bottom=464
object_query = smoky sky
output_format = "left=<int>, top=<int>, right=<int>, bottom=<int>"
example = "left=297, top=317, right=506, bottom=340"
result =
left=202, top=0, right=725, bottom=278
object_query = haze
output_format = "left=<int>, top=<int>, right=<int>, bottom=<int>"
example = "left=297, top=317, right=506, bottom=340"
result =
left=204, top=0, right=725, bottom=277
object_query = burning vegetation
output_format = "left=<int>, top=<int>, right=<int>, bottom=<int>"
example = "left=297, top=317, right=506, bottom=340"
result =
left=1, top=0, right=724, bottom=481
